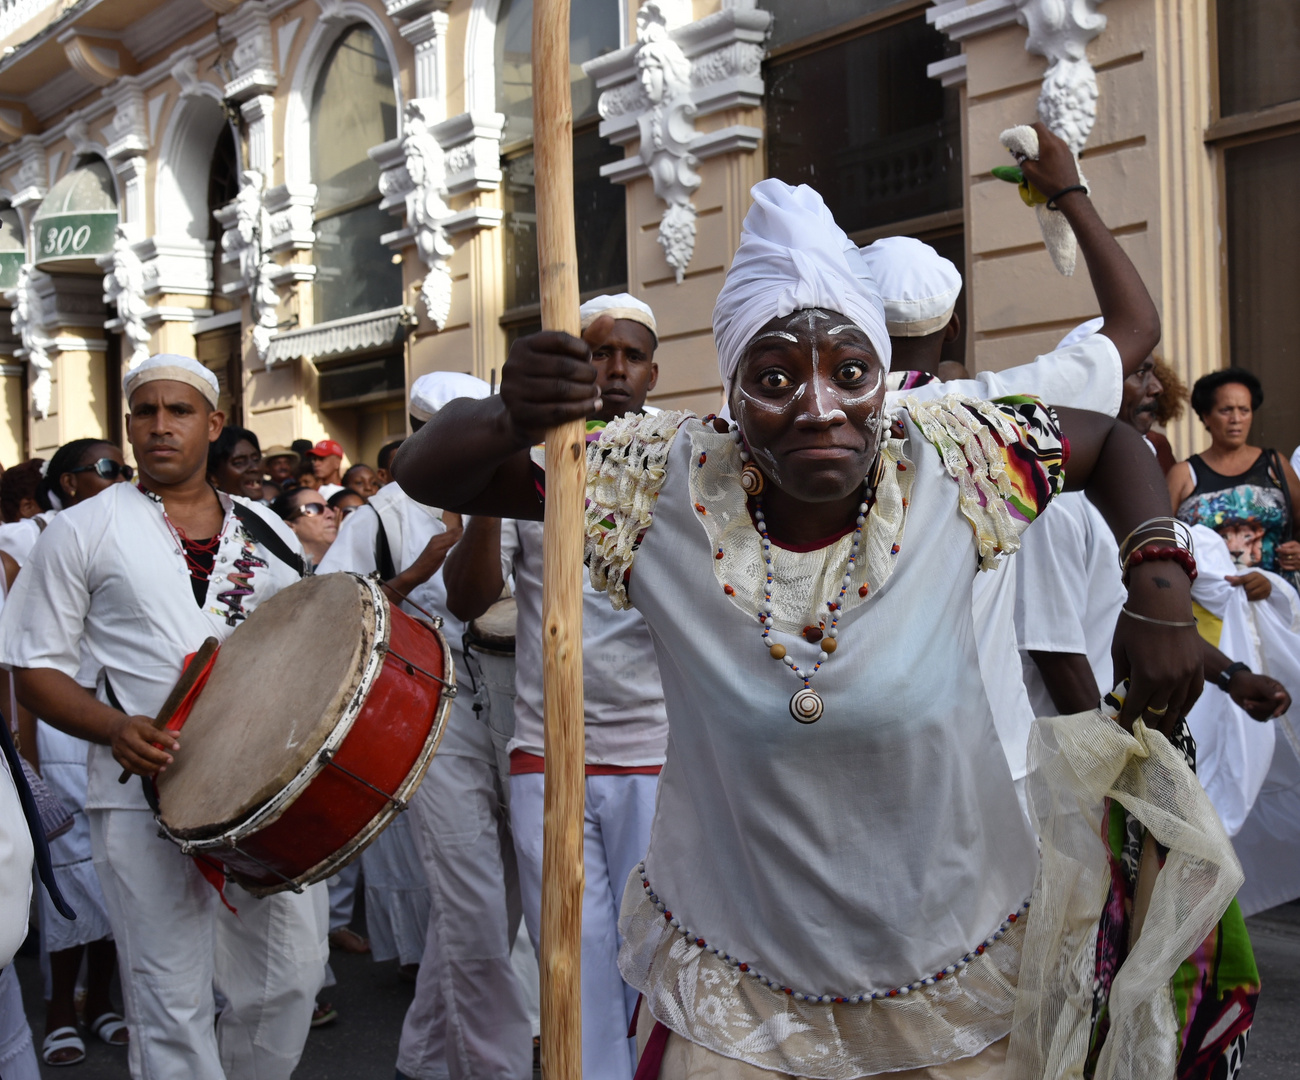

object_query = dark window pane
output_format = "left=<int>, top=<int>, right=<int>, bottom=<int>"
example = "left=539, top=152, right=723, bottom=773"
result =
left=502, top=127, right=627, bottom=311
left=313, top=201, right=403, bottom=322
left=1217, top=0, right=1300, bottom=116
left=765, top=16, right=961, bottom=235
left=318, top=352, right=405, bottom=406
left=764, top=0, right=901, bottom=50
left=1225, top=133, right=1300, bottom=452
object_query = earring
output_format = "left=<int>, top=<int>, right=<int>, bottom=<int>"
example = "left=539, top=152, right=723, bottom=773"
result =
left=740, top=463, right=765, bottom=496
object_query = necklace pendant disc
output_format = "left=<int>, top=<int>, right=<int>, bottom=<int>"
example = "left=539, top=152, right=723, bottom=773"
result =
left=790, top=687, right=824, bottom=724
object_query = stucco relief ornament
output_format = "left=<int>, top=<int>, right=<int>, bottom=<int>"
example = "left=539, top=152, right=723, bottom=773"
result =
left=103, top=226, right=151, bottom=369
left=401, top=101, right=454, bottom=330
left=229, top=170, right=280, bottom=363
left=633, top=3, right=700, bottom=284
left=12, top=264, right=53, bottom=419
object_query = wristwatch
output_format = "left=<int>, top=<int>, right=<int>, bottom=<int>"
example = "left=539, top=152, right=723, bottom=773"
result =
left=1216, top=661, right=1250, bottom=692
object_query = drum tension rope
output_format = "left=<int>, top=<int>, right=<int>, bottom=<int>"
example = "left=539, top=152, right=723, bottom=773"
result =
left=317, top=747, right=409, bottom=811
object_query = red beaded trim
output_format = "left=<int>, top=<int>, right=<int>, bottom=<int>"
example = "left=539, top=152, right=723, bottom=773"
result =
left=1122, top=543, right=1198, bottom=585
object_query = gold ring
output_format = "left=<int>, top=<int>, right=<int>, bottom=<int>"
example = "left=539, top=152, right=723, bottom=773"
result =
left=1146, top=704, right=1169, bottom=717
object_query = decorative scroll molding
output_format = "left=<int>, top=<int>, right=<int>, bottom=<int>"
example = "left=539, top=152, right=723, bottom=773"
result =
left=397, top=100, right=454, bottom=327
left=99, top=225, right=151, bottom=368
left=264, top=181, right=317, bottom=253
left=135, top=236, right=216, bottom=297
left=584, top=0, right=770, bottom=283
left=105, top=78, right=148, bottom=161
left=219, top=1, right=278, bottom=102
left=9, top=264, right=53, bottom=418
left=0, top=101, right=37, bottom=143
left=433, top=110, right=504, bottom=196
left=59, top=32, right=139, bottom=88
left=215, top=170, right=280, bottom=363
left=265, top=304, right=414, bottom=364
left=1016, top=0, right=1107, bottom=152
left=10, top=136, right=47, bottom=211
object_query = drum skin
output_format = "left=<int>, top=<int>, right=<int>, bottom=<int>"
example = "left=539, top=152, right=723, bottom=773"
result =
left=156, top=574, right=453, bottom=896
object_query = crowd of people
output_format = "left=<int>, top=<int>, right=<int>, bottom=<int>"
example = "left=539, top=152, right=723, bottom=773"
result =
left=0, top=122, right=1296, bottom=1080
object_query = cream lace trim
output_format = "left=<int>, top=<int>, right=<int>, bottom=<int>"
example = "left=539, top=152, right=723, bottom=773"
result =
left=903, top=394, right=1024, bottom=570
left=619, top=882, right=1024, bottom=1078
left=686, top=424, right=914, bottom=634
left=585, top=409, right=691, bottom=610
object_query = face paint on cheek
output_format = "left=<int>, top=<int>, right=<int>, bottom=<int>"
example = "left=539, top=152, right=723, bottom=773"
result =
left=735, top=387, right=787, bottom=414
left=838, top=369, right=883, bottom=407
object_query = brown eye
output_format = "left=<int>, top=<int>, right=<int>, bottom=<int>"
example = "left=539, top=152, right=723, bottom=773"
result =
left=836, top=361, right=867, bottom=384
left=760, top=370, right=792, bottom=390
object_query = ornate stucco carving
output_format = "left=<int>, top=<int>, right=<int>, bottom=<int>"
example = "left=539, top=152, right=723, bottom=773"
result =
left=219, top=1, right=277, bottom=102
left=399, top=101, right=454, bottom=329
left=1014, top=0, right=1107, bottom=153
left=100, top=226, right=151, bottom=368
left=585, top=0, right=771, bottom=283
left=217, top=170, right=280, bottom=363
left=10, top=264, right=53, bottom=418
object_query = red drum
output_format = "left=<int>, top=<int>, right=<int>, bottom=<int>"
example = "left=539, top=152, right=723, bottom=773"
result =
left=155, top=572, right=453, bottom=896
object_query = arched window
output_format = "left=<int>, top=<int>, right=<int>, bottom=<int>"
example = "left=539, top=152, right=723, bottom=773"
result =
left=495, top=0, right=626, bottom=335
left=311, top=24, right=402, bottom=323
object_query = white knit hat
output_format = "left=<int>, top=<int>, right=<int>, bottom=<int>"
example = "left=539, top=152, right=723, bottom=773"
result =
left=123, top=354, right=220, bottom=409
left=579, top=293, right=657, bottom=337
left=858, top=236, right=962, bottom=337
left=408, top=371, right=492, bottom=422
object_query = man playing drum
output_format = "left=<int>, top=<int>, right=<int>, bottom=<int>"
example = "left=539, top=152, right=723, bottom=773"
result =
left=0, top=354, right=327, bottom=1080
left=322, top=371, right=533, bottom=1080
left=442, top=294, right=669, bottom=1080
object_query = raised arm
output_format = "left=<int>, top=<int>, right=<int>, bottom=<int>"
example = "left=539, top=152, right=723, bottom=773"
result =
left=394, top=330, right=600, bottom=518
left=1055, top=406, right=1202, bottom=729
left=1019, top=123, right=1161, bottom=376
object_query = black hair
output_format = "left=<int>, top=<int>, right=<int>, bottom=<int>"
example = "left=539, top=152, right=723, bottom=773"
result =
left=207, top=425, right=261, bottom=476
left=37, top=438, right=116, bottom=511
left=270, top=486, right=313, bottom=521
left=377, top=439, right=404, bottom=474
left=0, top=458, right=46, bottom=522
left=290, top=439, right=314, bottom=457
left=328, top=488, right=366, bottom=509
left=342, top=463, right=373, bottom=484
left=1190, top=367, right=1263, bottom=420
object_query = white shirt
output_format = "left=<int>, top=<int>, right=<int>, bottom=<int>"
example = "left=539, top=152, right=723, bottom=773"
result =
left=317, top=483, right=487, bottom=760
left=0, top=737, right=32, bottom=967
left=502, top=518, right=668, bottom=767
left=0, top=484, right=305, bottom=811
left=0, top=510, right=57, bottom=566
left=1014, top=491, right=1127, bottom=716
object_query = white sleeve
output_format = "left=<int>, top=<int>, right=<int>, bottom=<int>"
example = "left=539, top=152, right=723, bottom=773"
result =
left=1291, top=445, right=1300, bottom=478
left=0, top=513, right=91, bottom=679
left=888, top=335, right=1124, bottom=416
left=499, top=519, right=521, bottom=584
left=317, top=505, right=381, bottom=576
left=1015, top=496, right=1092, bottom=655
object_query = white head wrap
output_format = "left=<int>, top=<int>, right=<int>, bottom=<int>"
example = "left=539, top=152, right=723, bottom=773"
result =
left=123, top=353, right=220, bottom=409
left=713, top=180, right=890, bottom=399
left=579, top=293, right=657, bottom=338
left=1056, top=317, right=1104, bottom=351
left=408, top=371, right=491, bottom=422
left=858, top=236, right=962, bottom=337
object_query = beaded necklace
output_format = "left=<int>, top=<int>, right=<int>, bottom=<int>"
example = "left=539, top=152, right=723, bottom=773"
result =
left=140, top=482, right=223, bottom=583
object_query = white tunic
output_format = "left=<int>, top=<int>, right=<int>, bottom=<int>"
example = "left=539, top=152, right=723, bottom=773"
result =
left=503, top=518, right=668, bottom=767
left=0, top=484, right=305, bottom=811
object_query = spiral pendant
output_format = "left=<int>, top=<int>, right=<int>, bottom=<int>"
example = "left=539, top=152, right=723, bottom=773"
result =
left=789, top=687, right=824, bottom=724
left=740, top=463, right=765, bottom=496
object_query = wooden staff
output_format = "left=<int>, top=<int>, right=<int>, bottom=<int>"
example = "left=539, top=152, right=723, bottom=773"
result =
left=532, top=0, right=586, bottom=1075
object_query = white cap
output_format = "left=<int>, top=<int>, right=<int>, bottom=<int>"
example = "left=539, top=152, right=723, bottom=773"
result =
left=1056, top=317, right=1104, bottom=351
left=858, top=236, right=962, bottom=337
left=123, top=354, right=220, bottom=409
left=579, top=293, right=657, bottom=338
left=408, top=371, right=491, bottom=423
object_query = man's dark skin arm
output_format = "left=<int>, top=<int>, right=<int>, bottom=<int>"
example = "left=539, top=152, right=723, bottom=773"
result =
left=443, top=516, right=506, bottom=624
left=1018, top=123, right=1161, bottom=376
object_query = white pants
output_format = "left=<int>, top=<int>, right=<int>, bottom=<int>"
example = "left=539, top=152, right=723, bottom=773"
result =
left=327, top=861, right=360, bottom=933
left=397, top=748, right=532, bottom=1080
left=512, top=771, right=659, bottom=1080
left=90, top=808, right=327, bottom=1080
left=0, top=964, right=38, bottom=1080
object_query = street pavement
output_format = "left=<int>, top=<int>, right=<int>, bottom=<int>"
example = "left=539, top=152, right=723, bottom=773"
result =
left=10, top=902, right=1300, bottom=1077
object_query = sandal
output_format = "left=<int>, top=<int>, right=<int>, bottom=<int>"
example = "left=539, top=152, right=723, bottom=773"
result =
left=42, top=1026, right=86, bottom=1066
left=328, top=927, right=370, bottom=954
left=89, top=1012, right=129, bottom=1046
left=311, top=1000, right=339, bottom=1028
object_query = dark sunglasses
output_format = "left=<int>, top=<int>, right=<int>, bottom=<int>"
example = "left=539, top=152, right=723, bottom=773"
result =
left=289, top=502, right=329, bottom=521
left=68, top=458, right=133, bottom=482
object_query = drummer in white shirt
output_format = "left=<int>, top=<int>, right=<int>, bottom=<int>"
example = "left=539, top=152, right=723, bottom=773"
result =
left=0, top=354, right=327, bottom=1080
left=320, top=371, right=533, bottom=1080
left=441, top=294, right=669, bottom=1080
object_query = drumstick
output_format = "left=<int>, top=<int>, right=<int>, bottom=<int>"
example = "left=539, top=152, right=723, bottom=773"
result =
left=532, top=0, right=586, bottom=1074
left=117, top=637, right=219, bottom=784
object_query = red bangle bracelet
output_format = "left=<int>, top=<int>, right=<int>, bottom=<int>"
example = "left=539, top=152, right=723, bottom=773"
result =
left=1123, top=543, right=1198, bottom=584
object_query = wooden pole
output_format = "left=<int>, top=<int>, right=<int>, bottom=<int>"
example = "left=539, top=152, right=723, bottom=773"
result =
left=532, top=1, right=585, bottom=1076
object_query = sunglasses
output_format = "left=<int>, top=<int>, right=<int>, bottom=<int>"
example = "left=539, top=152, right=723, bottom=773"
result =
left=289, top=502, right=330, bottom=521
left=336, top=504, right=362, bottom=517
left=68, top=459, right=133, bottom=482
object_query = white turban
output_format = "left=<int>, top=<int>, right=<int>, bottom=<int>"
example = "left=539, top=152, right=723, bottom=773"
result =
left=409, top=371, right=491, bottom=422
left=713, top=180, right=890, bottom=399
left=859, top=236, right=962, bottom=337
left=579, top=293, right=657, bottom=338
left=123, top=354, right=220, bottom=409
left=1056, top=317, right=1104, bottom=351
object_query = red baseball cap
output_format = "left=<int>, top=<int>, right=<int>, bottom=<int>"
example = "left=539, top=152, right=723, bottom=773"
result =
left=309, top=439, right=344, bottom=459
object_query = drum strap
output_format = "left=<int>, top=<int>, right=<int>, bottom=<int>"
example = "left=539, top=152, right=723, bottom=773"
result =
left=370, top=505, right=397, bottom=582
left=231, top=503, right=308, bottom=578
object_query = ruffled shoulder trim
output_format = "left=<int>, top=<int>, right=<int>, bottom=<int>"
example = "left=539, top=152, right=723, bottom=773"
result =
left=903, top=394, right=1066, bottom=569
left=585, top=409, right=694, bottom=609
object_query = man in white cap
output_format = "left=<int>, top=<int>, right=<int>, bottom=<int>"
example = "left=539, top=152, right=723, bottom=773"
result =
left=0, top=354, right=326, bottom=1079
left=321, top=371, right=533, bottom=1080
left=440, top=295, right=666, bottom=1080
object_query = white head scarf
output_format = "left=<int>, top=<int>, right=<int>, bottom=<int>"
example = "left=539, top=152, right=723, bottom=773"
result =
left=859, top=236, right=962, bottom=337
left=1056, top=317, right=1104, bottom=351
left=123, top=354, right=220, bottom=409
left=713, top=180, right=890, bottom=400
left=409, top=371, right=491, bottom=422
left=579, top=293, right=658, bottom=338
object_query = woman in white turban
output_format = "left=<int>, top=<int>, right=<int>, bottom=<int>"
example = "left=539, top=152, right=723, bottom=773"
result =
left=395, top=179, right=1205, bottom=1078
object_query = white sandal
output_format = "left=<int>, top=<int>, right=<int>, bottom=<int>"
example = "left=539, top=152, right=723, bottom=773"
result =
left=42, top=1026, right=86, bottom=1066
left=89, top=1011, right=129, bottom=1046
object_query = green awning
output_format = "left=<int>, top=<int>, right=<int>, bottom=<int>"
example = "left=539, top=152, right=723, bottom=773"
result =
left=32, top=158, right=118, bottom=271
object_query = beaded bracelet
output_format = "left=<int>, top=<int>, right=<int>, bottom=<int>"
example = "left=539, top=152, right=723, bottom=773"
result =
left=1118, top=517, right=1194, bottom=568
left=1122, top=543, right=1198, bottom=585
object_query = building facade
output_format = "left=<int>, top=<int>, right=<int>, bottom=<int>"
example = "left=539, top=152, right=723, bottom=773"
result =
left=0, top=0, right=1288, bottom=470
